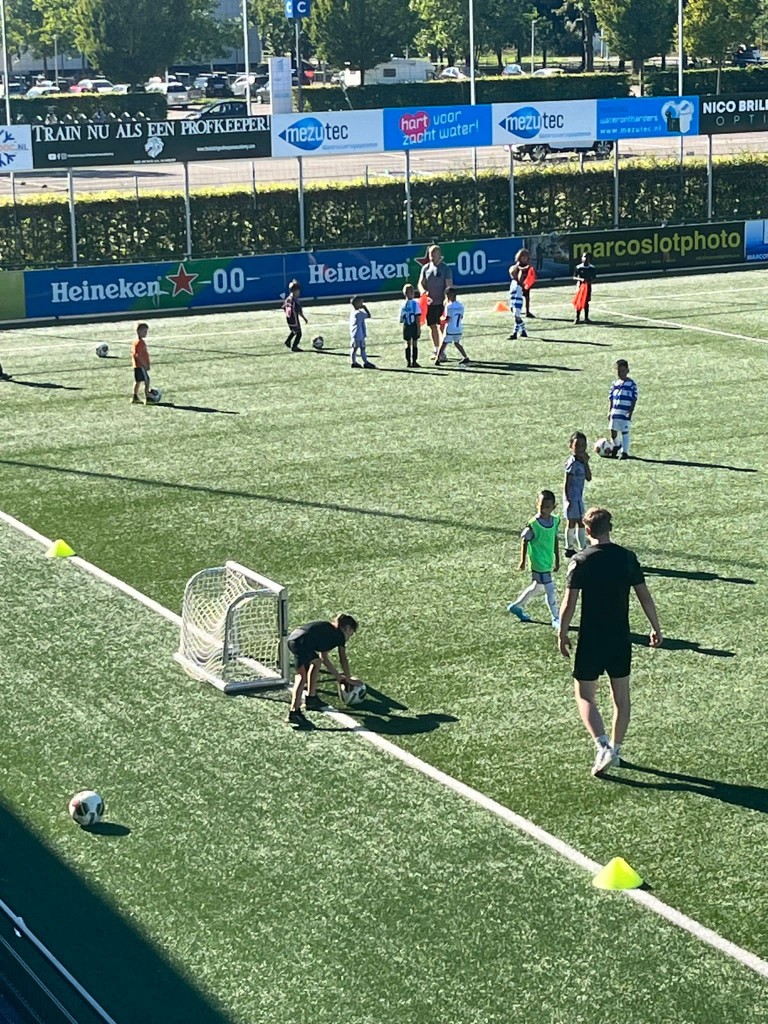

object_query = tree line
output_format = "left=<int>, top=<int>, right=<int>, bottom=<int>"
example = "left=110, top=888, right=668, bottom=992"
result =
left=5, top=0, right=766, bottom=88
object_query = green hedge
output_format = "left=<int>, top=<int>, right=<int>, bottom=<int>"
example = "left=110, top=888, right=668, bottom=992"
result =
left=645, top=65, right=768, bottom=96
left=298, top=73, right=630, bottom=111
left=9, top=92, right=167, bottom=122
left=2, top=153, right=768, bottom=268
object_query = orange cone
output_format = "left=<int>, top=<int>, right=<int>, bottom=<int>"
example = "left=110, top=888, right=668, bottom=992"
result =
left=494, top=301, right=509, bottom=313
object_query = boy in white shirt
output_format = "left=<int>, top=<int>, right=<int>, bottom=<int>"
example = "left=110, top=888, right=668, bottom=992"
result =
left=399, top=283, right=421, bottom=367
left=433, top=287, right=470, bottom=365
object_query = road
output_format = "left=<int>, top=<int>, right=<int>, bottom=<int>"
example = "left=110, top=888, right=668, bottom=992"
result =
left=1, top=110, right=766, bottom=199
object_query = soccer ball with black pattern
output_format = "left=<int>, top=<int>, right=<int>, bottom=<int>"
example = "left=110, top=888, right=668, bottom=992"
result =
left=68, top=790, right=105, bottom=827
left=147, top=388, right=163, bottom=404
left=594, top=437, right=614, bottom=458
left=311, top=336, right=325, bottom=350
left=95, top=343, right=109, bottom=358
left=341, top=682, right=367, bottom=706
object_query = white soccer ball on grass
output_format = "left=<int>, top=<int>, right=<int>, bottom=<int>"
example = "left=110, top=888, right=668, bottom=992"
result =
left=341, top=680, right=367, bottom=706
left=594, top=437, right=614, bottom=458
left=68, top=790, right=105, bottom=827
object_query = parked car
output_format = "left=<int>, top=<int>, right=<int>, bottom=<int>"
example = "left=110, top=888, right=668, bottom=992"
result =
left=439, top=66, right=468, bottom=80
left=205, top=75, right=232, bottom=98
left=26, top=83, right=60, bottom=98
left=70, top=78, right=114, bottom=93
left=502, top=63, right=524, bottom=76
left=514, top=139, right=618, bottom=162
left=186, top=99, right=249, bottom=119
left=511, top=139, right=613, bottom=161
left=232, top=74, right=257, bottom=97
left=532, top=67, right=566, bottom=77
left=733, top=45, right=764, bottom=66
left=1, top=79, right=26, bottom=97
left=146, top=79, right=190, bottom=108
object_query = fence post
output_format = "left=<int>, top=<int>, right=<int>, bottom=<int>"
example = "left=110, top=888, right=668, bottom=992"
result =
left=613, top=141, right=620, bottom=230
left=297, top=156, right=306, bottom=250
left=405, top=149, right=413, bottom=244
left=508, top=147, right=515, bottom=237
left=706, top=134, right=713, bottom=222
left=182, top=162, right=192, bottom=258
left=67, top=169, right=77, bottom=266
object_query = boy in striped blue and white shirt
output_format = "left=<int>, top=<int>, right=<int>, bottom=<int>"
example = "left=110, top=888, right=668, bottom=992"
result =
left=609, top=359, right=638, bottom=460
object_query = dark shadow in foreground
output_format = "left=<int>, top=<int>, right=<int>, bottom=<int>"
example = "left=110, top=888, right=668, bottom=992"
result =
left=603, top=762, right=768, bottom=814
left=642, top=565, right=755, bottom=586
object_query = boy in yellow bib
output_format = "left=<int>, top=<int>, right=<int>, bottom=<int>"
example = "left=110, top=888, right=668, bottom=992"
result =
left=508, top=490, right=561, bottom=629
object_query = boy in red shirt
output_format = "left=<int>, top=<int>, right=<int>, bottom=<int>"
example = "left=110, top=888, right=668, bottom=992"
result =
left=131, top=322, right=151, bottom=405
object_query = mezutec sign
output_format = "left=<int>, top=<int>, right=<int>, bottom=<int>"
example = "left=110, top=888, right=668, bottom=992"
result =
left=0, top=125, right=33, bottom=173
left=492, top=100, right=596, bottom=146
left=271, top=110, right=384, bottom=157
left=699, top=93, right=768, bottom=134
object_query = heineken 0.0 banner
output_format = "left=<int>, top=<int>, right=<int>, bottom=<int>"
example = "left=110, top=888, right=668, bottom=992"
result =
left=31, top=114, right=272, bottom=168
left=22, top=238, right=523, bottom=319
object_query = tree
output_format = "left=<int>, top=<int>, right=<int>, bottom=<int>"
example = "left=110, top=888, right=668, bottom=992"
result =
left=75, top=0, right=193, bottom=82
left=559, top=0, right=598, bottom=71
left=592, top=0, right=676, bottom=86
left=685, top=0, right=762, bottom=89
left=312, top=0, right=414, bottom=83
left=252, top=0, right=297, bottom=57
left=412, top=0, right=467, bottom=66
left=177, top=1, right=242, bottom=65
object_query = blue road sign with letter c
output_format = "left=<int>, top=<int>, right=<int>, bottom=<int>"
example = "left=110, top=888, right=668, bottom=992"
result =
left=285, top=0, right=310, bottom=15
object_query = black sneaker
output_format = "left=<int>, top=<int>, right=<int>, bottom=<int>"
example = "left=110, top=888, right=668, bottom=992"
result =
left=526, top=312, right=535, bottom=319
left=284, top=339, right=292, bottom=349
left=412, top=361, right=421, bottom=368
left=363, top=361, right=376, bottom=369
left=618, top=452, right=630, bottom=461
left=304, top=694, right=325, bottom=711
left=291, top=344, right=301, bottom=352
left=565, top=548, right=576, bottom=558
left=287, top=709, right=311, bottom=729
left=459, top=357, right=470, bottom=365
left=351, top=362, right=362, bottom=369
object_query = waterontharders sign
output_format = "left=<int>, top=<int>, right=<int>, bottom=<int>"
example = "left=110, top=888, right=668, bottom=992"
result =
left=31, top=115, right=272, bottom=168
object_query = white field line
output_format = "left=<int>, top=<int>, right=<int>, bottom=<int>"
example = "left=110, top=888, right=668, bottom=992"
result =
left=2, top=506, right=768, bottom=981
left=593, top=305, right=768, bottom=347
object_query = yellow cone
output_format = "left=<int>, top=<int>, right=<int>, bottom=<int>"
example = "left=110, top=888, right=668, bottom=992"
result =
left=592, top=857, right=643, bottom=891
left=494, top=301, right=509, bottom=313
left=46, top=539, right=75, bottom=559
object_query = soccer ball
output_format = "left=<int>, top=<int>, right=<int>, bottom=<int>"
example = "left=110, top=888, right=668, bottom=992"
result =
left=95, top=343, right=109, bottom=358
left=68, top=790, right=105, bottom=827
left=311, top=336, right=325, bottom=350
left=341, top=682, right=367, bottom=706
left=147, top=387, right=163, bottom=404
left=594, top=437, right=614, bottom=458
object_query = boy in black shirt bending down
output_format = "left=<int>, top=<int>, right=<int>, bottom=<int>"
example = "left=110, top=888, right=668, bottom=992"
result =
left=287, top=614, right=361, bottom=728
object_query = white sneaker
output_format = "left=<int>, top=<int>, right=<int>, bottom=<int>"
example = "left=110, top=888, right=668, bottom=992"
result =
left=591, top=743, right=614, bottom=777
left=551, top=617, right=560, bottom=631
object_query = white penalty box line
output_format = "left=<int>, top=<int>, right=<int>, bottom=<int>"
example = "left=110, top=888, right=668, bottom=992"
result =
left=2, top=506, right=767, bottom=983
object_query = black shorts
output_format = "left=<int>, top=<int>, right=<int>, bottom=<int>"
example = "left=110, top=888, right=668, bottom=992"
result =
left=573, top=638, right=632, bottom=681
left=426, top=303, right=444, bottom=327
left=403, top=323, right=419, bottom=342
left=287, top=638, right=318, bottom=670
left=133, top=367, right=149, bottom=384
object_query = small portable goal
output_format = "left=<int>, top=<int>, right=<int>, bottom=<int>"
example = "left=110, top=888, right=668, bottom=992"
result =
left=174, top=561, right=289, bottom=693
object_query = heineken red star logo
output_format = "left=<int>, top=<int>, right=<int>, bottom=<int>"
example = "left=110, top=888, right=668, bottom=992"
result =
left=166, top=263, right=198, bottom=297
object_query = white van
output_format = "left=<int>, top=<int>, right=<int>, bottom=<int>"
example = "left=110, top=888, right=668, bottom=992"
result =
left=343, top=58, right=434, bottom=87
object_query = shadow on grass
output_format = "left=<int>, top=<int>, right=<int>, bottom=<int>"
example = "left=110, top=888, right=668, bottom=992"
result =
left=540, top=336, right=611, bottom=348
left=603, top=762, right=768, bottom=813
left=458, top=360, right=581, bottom=374
left=155, top=401, right=239, bottom=415
left=631, top=456, right=757, bottom=473
left=0, top=801, right=234, bottom=1024
left=630, top=632, right=735, bottom=658
left=0, top=459, right=514, bottom=538
left=84, top=821, right=131, bottom=837
left=315, top=682, right=457, bottom=736
left=6, top=379, right=84, bottom=391
left=642, top=565, right=755, bottom=586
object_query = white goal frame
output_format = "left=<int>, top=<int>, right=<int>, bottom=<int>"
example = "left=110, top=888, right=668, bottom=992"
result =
left=174, top=561, right=289, bottom=694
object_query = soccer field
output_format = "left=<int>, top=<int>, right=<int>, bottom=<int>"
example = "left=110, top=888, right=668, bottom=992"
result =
left=0, top=270, right=767, bottom=1023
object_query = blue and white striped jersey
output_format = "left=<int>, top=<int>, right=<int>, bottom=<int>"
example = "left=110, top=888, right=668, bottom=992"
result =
left=609, top=377, right=637, bottom=418
left=399, top=298, right=420, bottom=325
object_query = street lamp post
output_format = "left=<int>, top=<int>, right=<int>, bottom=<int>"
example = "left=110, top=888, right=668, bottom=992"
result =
left=242, top=0, right=252, bottom=111
left=0, top=0, right=11, bottom=125
left=530, top=18, right=538, bottom=75
left=468, top=0, right=476, bottom=105
left=53, top=34, right=59, bottom=87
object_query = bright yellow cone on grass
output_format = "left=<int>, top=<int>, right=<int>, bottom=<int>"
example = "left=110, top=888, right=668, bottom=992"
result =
left=46, top=539, right=75, bottom=559
left=592, top=857, right=643, bottom=891
left=494, top=301, right=509, bottom=313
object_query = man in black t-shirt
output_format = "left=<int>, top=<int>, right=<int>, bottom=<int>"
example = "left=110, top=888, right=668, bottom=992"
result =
left=286, top=614, right=360, bottom=728
left=557, top=507, right=662, bottom=776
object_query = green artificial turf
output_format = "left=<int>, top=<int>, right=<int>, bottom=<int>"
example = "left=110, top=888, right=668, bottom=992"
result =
left=0, top=269, right=766, bottom=1021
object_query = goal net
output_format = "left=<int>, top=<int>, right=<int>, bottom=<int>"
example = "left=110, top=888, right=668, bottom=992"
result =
left=174, top=561, right=289, bottom=693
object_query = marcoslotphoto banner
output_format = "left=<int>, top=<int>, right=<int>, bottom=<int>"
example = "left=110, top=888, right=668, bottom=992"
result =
left=30, top=114, right=272, bottom=169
